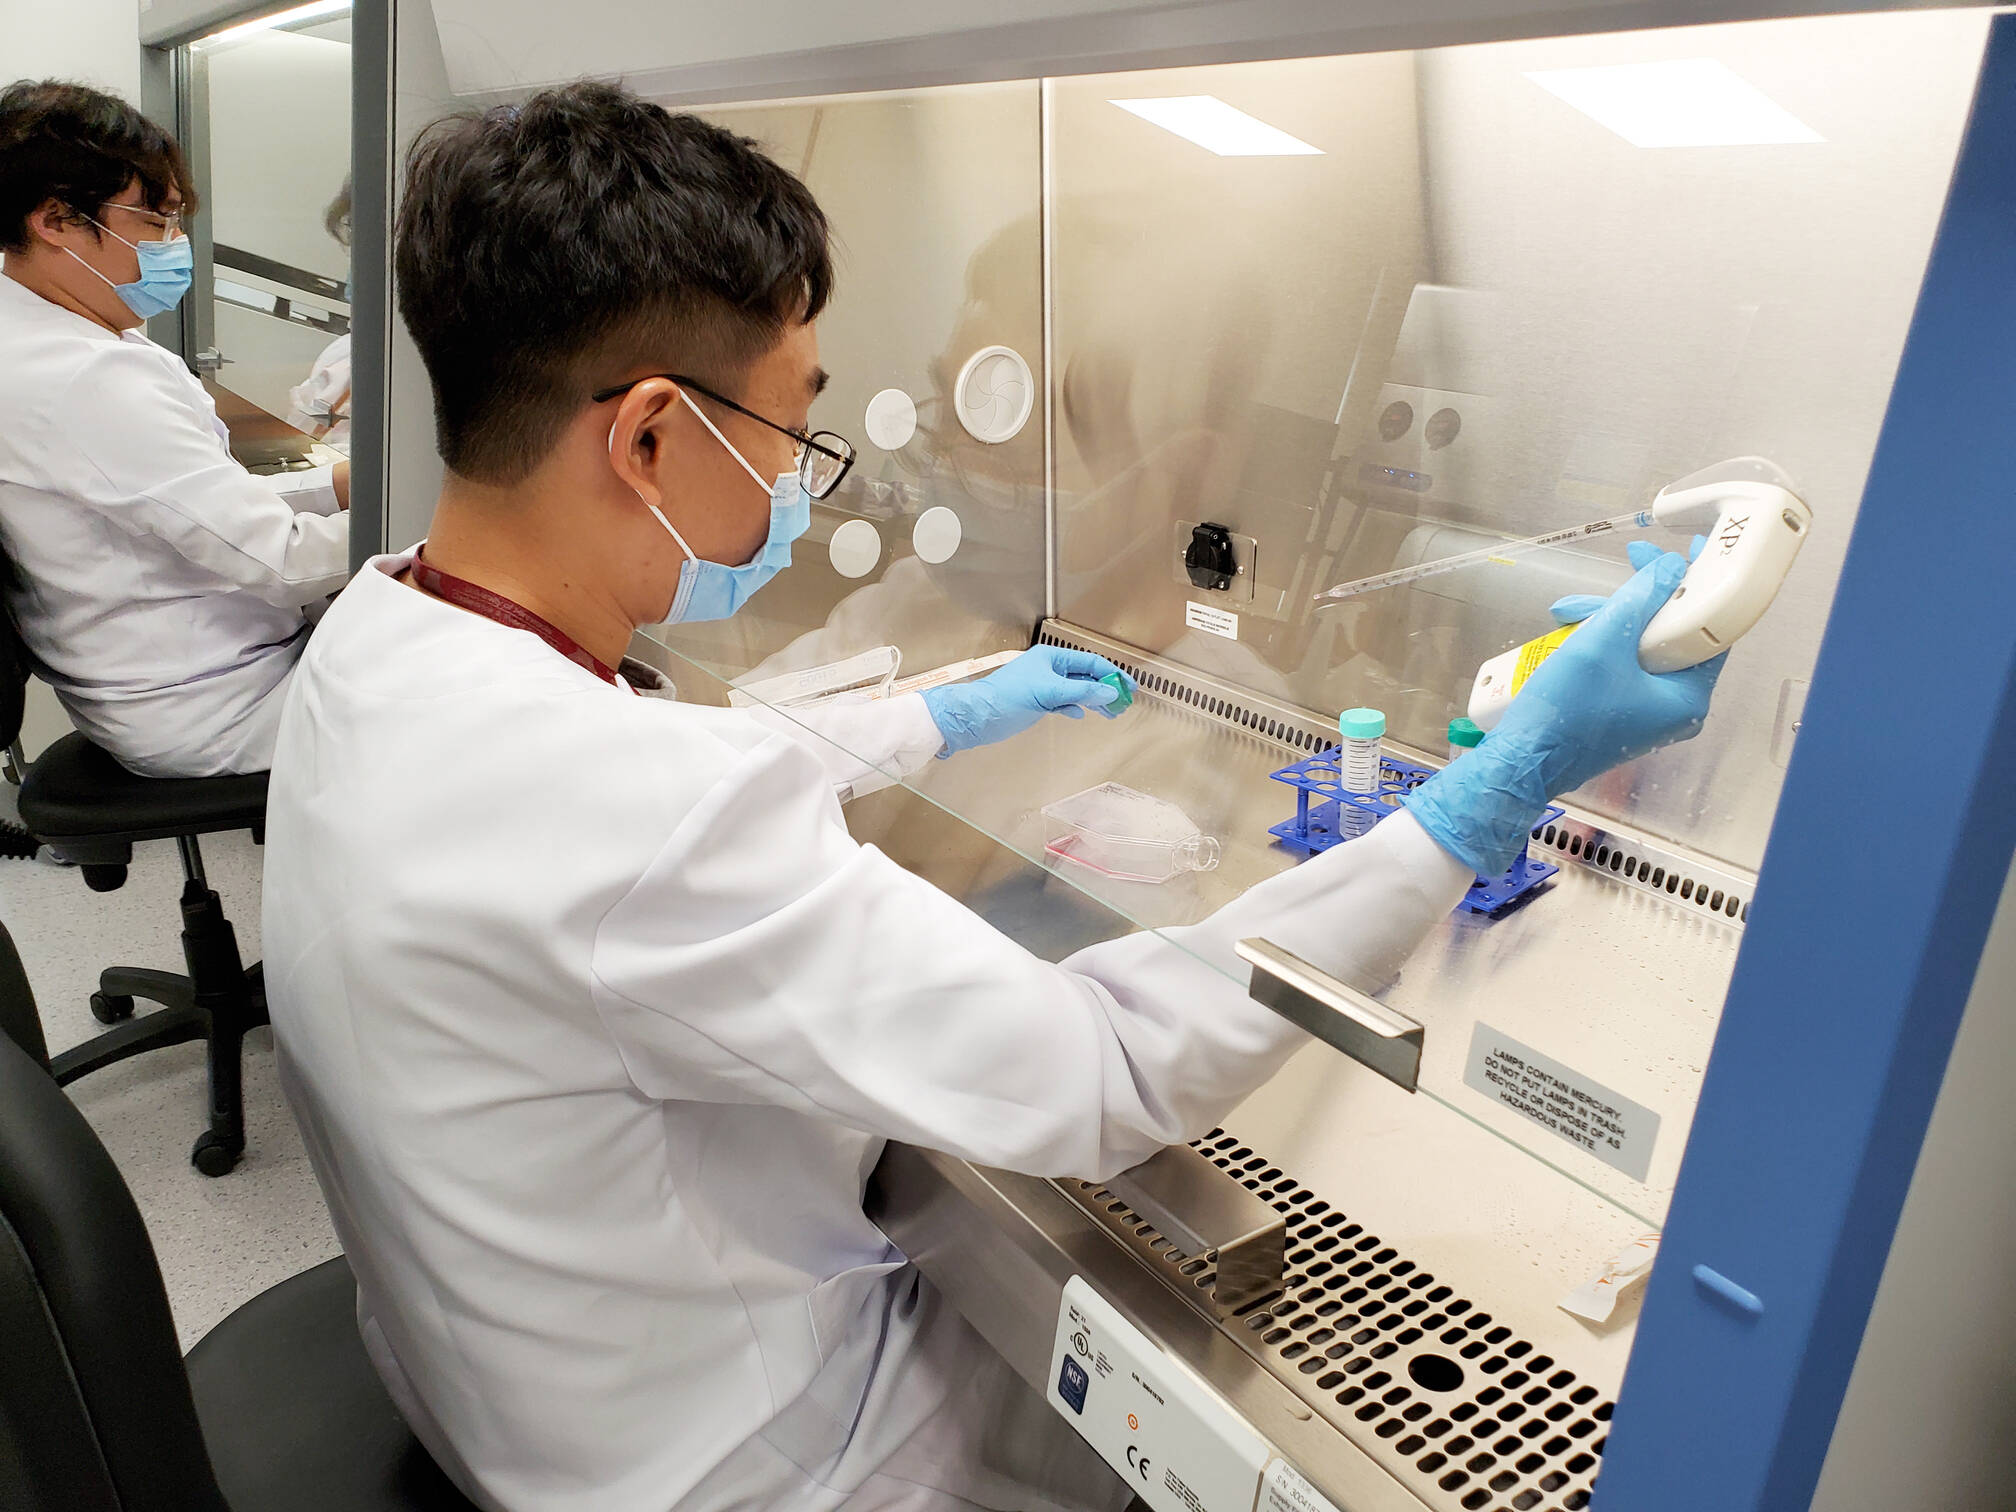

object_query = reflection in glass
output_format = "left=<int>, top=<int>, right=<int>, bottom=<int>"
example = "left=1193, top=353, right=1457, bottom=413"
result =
left=284, top=175, right=353, bottom=450
left=185, top=8, right=354, bottom=460
left=644, top=83, right=1048, bottom=685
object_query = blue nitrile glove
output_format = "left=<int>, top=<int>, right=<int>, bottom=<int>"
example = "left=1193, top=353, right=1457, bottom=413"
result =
left=921, top=646, right=1137, bottom=756
left=1405, top=544, right=1726, bottom=875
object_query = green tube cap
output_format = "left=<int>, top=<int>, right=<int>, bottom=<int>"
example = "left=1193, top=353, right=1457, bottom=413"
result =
left=1338, top=707, right=1386, bottom=739
left=1447, top=717, right=1484, bottom=749
left=1100, top=671, right=1134, bottom=712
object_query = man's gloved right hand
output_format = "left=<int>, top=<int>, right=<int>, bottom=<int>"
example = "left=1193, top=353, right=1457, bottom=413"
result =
left=1404, top=545, right=1726, bottom=876
left=921, top=645, right=1134, bottom=757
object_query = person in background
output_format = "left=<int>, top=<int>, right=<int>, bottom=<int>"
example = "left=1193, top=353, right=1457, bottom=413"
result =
left=286, top=174, right=352, bottom=450
left=0, top=80, right=350, bottom=777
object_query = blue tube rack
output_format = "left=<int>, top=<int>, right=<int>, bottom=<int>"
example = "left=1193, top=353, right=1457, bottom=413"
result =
left=1267, top=747, right=1562, bottom=915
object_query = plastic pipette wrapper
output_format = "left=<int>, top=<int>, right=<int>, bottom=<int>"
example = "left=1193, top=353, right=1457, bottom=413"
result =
left=728, top=645, right=902, bottom=709
left=730, top=647, right=1021, bottom=710
left=887, top=650, right=1020, bottom=697
left=1560, top=1234, right=1660, bottom=1325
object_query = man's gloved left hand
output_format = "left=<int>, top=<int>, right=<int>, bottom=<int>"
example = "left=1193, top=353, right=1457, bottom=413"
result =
left=1405, top=539, right=1726, bottom=876
left=922, top=646, right=1137, bottom=756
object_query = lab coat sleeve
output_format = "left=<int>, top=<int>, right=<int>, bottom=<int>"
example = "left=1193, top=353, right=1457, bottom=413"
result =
left=50, top=349, right=349, bottom=608
left=740, top=692, right=945, bottom=798
left=260, top=463, right=342, bottom=517
left=589, top=732, right=1474, bottom=1182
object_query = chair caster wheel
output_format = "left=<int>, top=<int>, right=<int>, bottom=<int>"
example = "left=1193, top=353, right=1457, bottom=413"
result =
left=191, top=1131, right=242, bottom=1177
left=90, top=992, right=136, bottom=1024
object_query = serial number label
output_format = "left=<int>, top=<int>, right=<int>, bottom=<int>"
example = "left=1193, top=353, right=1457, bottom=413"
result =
left=1463, top=1024, right=1660, bottom=1182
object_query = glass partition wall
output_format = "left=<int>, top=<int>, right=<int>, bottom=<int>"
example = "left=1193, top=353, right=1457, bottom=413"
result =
left=652, top=82, right=1050, bottom=680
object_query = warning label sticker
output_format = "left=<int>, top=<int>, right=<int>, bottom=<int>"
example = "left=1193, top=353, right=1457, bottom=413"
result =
left=1184, top=602, right=1240, bottom=640
left=1511, top=623, right=1577, bottom=694
left=1463, top=1024, right=1660, bottom=1182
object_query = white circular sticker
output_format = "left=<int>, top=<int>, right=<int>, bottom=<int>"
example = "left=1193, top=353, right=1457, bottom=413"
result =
left=911, top=506, right=963, bottom=565
left=828, top=518, right=882, bottom=579
left=864, top=388, right=918, bottom=451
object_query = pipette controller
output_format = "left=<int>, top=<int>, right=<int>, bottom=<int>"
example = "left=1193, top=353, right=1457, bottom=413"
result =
left=1467, top=462, right=1813, bottom=728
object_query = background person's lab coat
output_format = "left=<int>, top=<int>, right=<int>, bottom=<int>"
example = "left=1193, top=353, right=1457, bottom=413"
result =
left=286, top=331, right=351, bottom=450
left=262, top=551, right=1475, bottom=1512
left=0, top=273, right=348, bottom=776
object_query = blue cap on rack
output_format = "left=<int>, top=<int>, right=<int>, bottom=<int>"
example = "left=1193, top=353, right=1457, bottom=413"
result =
left=1338, top=707, right=1387, bottom=739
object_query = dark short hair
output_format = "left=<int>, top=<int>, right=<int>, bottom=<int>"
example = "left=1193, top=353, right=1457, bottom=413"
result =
left=395, top=80, right=833, bottom=484
left=0, top=80, right=197, bottom=254
left=324, top=173, right=352, bottom=249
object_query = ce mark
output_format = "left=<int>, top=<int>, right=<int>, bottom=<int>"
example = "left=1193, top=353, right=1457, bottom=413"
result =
left=1126, top=1445, right=1153, bottom=1484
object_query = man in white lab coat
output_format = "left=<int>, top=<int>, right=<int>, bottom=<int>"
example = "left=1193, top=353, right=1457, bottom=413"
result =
left=263, top=82, right=1722, bottom=1512
left=0, top=81, right=350, bottom=777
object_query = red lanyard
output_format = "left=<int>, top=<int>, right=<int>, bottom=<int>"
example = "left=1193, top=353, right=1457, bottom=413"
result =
left=406, top=550, right=619, bottom=684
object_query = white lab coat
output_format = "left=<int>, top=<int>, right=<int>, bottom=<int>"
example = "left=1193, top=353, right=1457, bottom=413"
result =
left=262, top=551, right=1475, bottom=1512
left=286, top=331, right=352, bottom=450
left=0, top=271, right=348, bottom=776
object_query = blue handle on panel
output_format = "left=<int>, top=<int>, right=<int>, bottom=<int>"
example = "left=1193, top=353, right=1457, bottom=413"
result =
left=1690, top=1264, right=1765, bottom=1320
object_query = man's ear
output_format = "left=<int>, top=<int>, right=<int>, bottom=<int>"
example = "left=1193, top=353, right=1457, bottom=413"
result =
left=26, top=198, right=83, bottom=249
left=605, top=379, right=681, bottom=507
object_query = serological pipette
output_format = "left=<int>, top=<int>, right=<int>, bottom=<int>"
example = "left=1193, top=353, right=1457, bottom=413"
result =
left=1312, top=489, right=1727, bottom=606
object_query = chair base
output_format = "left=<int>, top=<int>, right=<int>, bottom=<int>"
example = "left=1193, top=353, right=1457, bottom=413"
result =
left=48, top=877, right=268, bottom=1178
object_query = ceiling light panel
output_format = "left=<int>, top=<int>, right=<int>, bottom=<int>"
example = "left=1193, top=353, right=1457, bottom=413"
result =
left=203, top=1, right=352, bottom=46
left=1525, top=59, right=1824, bottom=148
left=1110, top=96, right=1324, bottom=157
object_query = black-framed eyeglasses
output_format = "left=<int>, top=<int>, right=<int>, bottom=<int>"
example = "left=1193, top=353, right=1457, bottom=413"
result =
left=592, top=372, right=856, bottom=500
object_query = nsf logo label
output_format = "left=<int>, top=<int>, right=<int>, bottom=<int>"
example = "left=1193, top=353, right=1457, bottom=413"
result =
left=1057, top=1355, right=1090, bottom=1415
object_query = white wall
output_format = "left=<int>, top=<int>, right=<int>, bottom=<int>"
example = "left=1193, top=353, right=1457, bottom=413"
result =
left=1810, top=846, right=2016, bottom=1512
left=0, top=0, right=143, bottom=759
left=0, top=0, right=142, bottom=99
left=204, top=28, right=351, bottom=281
left=382, top=0, right=457, bottom=550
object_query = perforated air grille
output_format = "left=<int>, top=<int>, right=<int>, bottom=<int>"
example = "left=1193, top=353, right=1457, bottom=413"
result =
left=1035, top=625, right=1336, bottom=754
left=1069, top=1130, right=1613, bottom=1512
left=1530, top=819, right=1750, bottom=925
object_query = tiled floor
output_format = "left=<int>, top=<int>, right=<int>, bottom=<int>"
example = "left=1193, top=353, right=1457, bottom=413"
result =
left=0, top=788, right=337, bottom=1348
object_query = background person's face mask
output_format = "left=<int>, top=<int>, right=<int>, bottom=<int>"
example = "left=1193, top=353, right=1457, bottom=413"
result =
left=65, top=216, right=194, bottom=319
left=617, top=389, right=811, bottom=625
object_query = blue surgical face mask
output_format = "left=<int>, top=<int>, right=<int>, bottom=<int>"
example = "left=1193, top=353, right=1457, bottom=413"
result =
left=66, top=217, right=193, bottom=320
left=619, top=389, right=811, bottom=625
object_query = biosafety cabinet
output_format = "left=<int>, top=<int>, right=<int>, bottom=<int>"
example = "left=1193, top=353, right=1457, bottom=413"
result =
left=342, top=3, right=2016, bottom=1509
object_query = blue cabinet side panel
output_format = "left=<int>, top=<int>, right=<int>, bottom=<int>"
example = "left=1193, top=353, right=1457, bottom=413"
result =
left=1598, top=17, right=2016, bottom=1512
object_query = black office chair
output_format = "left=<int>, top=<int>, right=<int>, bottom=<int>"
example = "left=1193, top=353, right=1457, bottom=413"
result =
left=0, top=922, right=478, bottom=1512
left=0, top=605, right=271, bottom=1176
